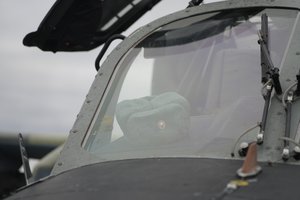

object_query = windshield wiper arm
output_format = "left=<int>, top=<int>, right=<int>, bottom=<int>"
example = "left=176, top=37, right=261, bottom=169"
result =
left=258, top=13, right=282, bottom=95
left=257, top=13, right=283, bottom=144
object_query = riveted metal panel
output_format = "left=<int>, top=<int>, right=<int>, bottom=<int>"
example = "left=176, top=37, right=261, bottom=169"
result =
left=261, top=12, right=300, bottom=162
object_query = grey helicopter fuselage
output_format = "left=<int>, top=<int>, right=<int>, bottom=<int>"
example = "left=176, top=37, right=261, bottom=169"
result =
left=5, top=0, right=300, bottom=199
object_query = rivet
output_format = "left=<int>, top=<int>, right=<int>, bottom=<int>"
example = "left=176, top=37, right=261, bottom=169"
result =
left=72, top=130, right=78, bottom=134
left=193, top=192, right=201, bottom=197
left=265, top=146, right=271, bottom=150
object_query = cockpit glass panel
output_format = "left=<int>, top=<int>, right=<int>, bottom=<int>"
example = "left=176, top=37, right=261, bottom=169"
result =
left=83, top=8, right=298, bottom=161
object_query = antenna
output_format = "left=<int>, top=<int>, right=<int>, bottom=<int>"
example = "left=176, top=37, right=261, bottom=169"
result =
left=18, top=133, right=33, bottom=185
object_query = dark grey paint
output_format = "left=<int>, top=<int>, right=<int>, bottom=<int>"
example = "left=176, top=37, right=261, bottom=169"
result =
left=6, top=158, right=300, bottom=200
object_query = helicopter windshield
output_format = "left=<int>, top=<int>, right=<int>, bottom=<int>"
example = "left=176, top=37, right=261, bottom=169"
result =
left=83, top=8, right=298, bottom=161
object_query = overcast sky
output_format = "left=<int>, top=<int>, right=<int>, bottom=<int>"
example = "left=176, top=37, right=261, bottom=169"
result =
left=0, top=0, right=222, bottom=136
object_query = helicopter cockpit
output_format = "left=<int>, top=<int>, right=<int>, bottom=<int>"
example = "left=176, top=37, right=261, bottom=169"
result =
left=82, top=7, right=300, bottom=163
